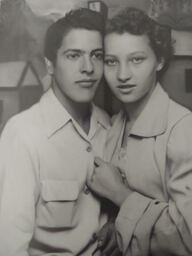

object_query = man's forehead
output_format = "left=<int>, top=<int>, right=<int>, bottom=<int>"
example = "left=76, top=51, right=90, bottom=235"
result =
left=65, top=27, right=102, bottom=36
left=60, top=28, right=103, bottom=50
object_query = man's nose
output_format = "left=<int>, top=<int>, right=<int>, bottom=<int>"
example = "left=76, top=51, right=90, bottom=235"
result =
left=80, top=56, right=94, bottom=74
left=117, top=63, right=132, bottom=82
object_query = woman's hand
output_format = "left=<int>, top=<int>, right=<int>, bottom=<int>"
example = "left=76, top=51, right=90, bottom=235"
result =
left=92, top=221, right=122, bottom=256
left=87, top=157, right=132, bottom=207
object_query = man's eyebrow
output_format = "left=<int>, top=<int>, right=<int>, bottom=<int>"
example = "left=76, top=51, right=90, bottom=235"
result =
left=91, top=48, right=103, bottom=53
left=63, top=48, right=103, bottom=55
left=63, top=49, right=84, bottom=54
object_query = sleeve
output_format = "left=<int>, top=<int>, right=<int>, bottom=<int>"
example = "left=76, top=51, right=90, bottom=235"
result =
left=115, top=114, right=192, bottom=256
left=0, top=119, right=40, bottom=256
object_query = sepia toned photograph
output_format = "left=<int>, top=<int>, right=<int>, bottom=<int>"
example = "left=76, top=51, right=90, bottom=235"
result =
left=1, top=0, right=192, bottom=255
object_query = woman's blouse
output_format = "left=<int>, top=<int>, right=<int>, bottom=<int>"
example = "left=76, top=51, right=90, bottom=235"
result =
left=105, top=84, right=192, bottom=256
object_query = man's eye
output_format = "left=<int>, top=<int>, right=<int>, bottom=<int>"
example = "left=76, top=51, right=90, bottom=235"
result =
left=104, top=59, right=118, bottom=66
left=92, top=52, right=104, bottom=60
left=66, top=53, right=81, bottom=60
left=130, top=57, right=145, bottom=64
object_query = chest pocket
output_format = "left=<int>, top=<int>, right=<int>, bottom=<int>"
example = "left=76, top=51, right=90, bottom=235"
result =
left=37, top=180, right=79, bottom=228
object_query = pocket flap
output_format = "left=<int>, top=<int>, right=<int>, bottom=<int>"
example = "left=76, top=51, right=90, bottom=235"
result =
left=41, top=180, right=79, bottom=202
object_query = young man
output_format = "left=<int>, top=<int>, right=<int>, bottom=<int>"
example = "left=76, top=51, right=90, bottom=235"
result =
left=0, top=8, right=110, bottom=256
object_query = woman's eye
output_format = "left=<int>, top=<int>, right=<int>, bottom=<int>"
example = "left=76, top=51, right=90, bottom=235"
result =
left=104, top=59, right=118, bottom=66
left=131, top=57, right=145, bottom=64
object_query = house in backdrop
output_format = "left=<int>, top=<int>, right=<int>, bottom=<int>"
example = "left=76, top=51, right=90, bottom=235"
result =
left=0, top=61, right=43, bottom=128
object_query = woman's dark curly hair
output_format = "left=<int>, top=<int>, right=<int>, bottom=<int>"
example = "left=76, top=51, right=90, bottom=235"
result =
left=105, top=7, right=174, bottom=73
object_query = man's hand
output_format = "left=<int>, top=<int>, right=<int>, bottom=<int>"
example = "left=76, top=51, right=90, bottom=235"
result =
left=87, top=157, right=132, bottom=207
left=92, top=222, right=122, bottom=256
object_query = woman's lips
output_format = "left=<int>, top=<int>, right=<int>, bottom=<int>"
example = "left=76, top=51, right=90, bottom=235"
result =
left=117, top=84, right=136, bottom=93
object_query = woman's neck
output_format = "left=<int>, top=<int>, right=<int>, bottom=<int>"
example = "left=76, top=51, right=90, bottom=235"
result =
left=123, top=84, right=156, bottom=122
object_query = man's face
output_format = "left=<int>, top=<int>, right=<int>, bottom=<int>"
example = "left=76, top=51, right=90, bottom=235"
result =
left=52, top=28, right=104, bottom=103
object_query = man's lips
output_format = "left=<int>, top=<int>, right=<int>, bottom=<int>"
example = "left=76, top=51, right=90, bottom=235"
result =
left=75, top=79, right=97, bottom=88
left=117, top=84, right=136, bottom=89
left=117, top=84, right=136, bottom=93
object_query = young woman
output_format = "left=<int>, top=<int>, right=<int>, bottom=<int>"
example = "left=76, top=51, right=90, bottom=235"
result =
left=87, top=7, right=192, bottom=256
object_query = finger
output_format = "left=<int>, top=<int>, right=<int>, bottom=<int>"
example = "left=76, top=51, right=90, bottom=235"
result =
left=91, top=247, right=101, bottom=256
left=102, top=235, right=116, bottom=255
left=96, top=234, right=108, bottom=250
left=111, top=248, right=122, bottom=256
left=97, top=238, right=104, bottom=249
left=95, top=221, right=111, bottom=243
left=94, top=156, right=105, bottom=167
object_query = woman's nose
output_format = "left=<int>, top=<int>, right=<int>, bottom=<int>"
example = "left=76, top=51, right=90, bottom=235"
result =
left=117, top=63, right=132, bottom=82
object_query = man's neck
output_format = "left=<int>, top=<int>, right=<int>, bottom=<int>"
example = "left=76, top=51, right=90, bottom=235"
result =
left=52, top=82, right=92, bottom=134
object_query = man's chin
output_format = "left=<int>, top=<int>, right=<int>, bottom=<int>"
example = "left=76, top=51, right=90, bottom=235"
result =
left=73, top=93, right=96, bottom=103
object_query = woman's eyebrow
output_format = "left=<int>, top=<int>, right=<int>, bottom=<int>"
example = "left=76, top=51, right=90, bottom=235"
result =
left=128, top=51, right=146, bottom=56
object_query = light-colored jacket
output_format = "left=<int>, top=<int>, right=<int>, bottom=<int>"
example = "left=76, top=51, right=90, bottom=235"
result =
left=0, top=89, right=110, bottom=256
left=105, top=84, right=192, bottom=256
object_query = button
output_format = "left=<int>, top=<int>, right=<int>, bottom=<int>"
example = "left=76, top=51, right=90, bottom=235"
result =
left=86, top=145, right=92, bottom=152
left=84, top=185, right=90, bottom=194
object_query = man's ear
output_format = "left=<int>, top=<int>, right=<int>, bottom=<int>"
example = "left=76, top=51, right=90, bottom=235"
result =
left=44, top=58, right=54, bottom=75
left=156, top=58, right=165, bottom=72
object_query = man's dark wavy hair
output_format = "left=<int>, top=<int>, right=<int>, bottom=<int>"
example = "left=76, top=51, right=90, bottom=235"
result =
left=105, top=7, right=174, bottom=74
left=44, top=8, right=105, bottom=64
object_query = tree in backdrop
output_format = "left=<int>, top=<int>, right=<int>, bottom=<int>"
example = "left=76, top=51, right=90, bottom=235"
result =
left=0, top=0, right=52, bottom=79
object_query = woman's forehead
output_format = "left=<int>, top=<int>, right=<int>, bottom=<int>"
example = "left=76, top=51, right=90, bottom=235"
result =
left=104, top=33, right=152, bottom=54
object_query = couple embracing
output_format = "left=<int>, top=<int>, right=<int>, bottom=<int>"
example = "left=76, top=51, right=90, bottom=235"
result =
left=0, top=6, right=192, bottom=256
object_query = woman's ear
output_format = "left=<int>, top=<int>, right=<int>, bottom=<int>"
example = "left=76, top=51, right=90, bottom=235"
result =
left=44, top=58, right=54, bottom=76
left=156, top=58, right=165, bottom=72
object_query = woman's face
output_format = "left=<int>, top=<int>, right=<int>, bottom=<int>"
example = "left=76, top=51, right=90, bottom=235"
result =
left=104, top=32, right=163, bottom=104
